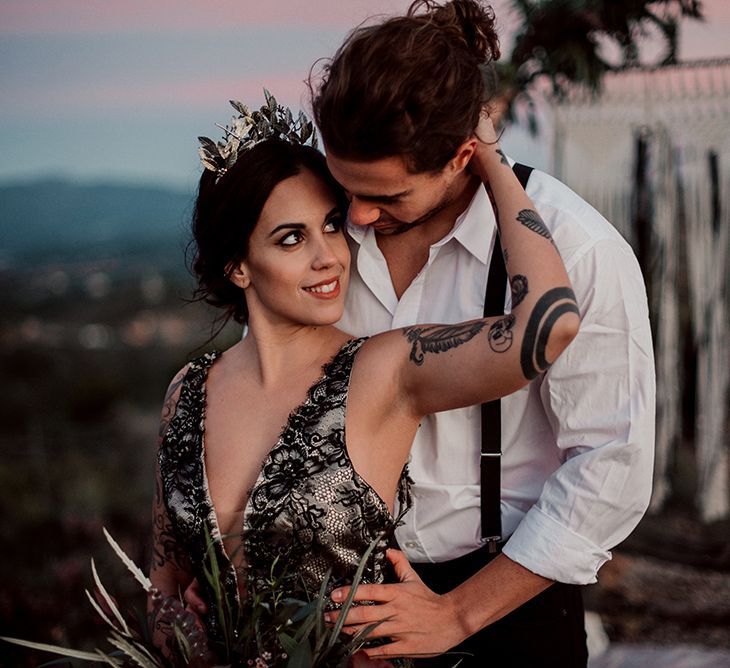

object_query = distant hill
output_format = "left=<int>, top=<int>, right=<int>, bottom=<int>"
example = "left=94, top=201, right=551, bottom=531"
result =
left=0, top=178, right=194, bottom=266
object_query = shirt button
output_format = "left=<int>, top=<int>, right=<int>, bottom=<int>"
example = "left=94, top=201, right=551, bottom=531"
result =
left=404, top=541, right=419, bottom=549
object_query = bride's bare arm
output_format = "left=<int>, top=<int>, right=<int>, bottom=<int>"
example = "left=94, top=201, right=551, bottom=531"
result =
left=381, top=115, right=580, bottom=418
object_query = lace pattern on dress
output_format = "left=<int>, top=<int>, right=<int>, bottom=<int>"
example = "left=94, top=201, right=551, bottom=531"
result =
left=158, top=338, right=411, bottom=647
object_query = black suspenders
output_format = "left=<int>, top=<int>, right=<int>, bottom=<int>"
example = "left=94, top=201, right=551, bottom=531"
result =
left=480, top=162, right=534, bottom=552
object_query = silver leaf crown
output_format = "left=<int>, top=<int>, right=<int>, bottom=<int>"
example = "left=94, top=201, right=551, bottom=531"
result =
left=198, top=89, right=319, bottom=182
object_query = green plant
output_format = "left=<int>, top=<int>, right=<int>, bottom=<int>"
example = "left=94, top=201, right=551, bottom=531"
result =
left=1, top=528, right=384, bottom=667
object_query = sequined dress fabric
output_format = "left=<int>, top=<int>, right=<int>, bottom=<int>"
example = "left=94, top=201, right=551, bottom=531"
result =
left=158, top=337, right=411, bottom=646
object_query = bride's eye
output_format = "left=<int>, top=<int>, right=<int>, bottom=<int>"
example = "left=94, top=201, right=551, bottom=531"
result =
left=324, top=216, right=344, bottom=233
left=278, top=231, right=304, bottom=247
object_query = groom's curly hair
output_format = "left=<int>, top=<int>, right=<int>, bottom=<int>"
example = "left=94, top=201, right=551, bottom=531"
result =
left=311, top=0, right=500, bottom=173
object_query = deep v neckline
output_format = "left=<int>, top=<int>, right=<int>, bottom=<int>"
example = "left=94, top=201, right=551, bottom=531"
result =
left=157, top=337, right=413, bottom=644
left=196, top=338, right=384, bottom=590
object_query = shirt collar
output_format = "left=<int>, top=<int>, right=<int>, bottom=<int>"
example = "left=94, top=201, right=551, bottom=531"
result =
left=447, top=183, right=496, bottom=265
left=345, top=181, right=497, bottom=265
left=346, top=218, right=367, bottom=244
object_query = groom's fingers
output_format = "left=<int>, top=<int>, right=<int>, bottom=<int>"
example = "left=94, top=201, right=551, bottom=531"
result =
left=331, top=582, right=396, bottom=604
left=330, top=551, right=420, bottom=605
left=335, top=618, right=395, bottom=637
left=324, top=602, right=392, bottom=627
left=329, top=577, right=466, bottom=656
left=385, top=549, right=417, bottom=582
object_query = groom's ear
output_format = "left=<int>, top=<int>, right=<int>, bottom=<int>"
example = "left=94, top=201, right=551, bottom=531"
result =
left=446, top=138, right=478, bottom=175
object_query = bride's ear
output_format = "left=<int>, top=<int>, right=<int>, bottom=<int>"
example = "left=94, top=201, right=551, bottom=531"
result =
left=227, top=261, right=251, bottom=289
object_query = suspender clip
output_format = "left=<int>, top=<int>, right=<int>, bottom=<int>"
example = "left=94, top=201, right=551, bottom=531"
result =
left=483, top=536, right=501, bottom=554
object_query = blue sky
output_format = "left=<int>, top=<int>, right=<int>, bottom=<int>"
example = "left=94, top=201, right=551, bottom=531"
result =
left=1, top=0, right=728, bottom=191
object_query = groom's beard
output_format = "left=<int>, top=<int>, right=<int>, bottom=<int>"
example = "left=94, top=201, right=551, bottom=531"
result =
left=369, top=189, right=456, bottom=236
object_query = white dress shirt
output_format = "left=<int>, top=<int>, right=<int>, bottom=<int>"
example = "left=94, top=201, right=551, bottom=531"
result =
left=338, top=166, right=656, bottom=585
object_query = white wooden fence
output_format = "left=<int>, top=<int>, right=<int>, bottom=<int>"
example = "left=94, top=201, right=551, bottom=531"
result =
left=552, top=59, right=730, bottom=522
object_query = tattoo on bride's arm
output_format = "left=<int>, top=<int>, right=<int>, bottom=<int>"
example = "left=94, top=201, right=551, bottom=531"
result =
left=516, top=209, right=554, bottom=244
left=496, top=149, right=509, bottom=166
left=152, top=477, right=189, bottom=571
left=404, top=322, right=487, bottom=366
left=152, top=513, right=189, bottom=571
left=158, top=371, right=185, bottom=443
left=520, top=287, right=580, bottom=379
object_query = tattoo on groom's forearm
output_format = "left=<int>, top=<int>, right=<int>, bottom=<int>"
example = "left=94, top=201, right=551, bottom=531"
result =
left=496, top=149, right=509, bottom=166
left=516, top=209, right=554, bottom=244
left=488, top=314, right=516, bottom=352
left=520, top=288, right=580, bottom=379
left=511, top=274, right=529, bottom=308
left=404, top=322, right=486, bottom=366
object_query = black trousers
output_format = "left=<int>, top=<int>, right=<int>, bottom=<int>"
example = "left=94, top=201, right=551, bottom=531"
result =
left=410, top=543, right=588, bottom=668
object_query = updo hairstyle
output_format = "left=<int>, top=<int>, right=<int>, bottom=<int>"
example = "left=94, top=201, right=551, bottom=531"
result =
left=312, top=0, right=500, bottom=173
left=190, top=139, right=349, bottom=325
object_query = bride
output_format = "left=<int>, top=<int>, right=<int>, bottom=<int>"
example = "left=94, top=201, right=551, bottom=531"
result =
left=149, top=99, right=580, bottom=663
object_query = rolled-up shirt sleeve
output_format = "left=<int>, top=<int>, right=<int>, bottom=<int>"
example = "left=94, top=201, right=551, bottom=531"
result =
left=502, top=237, right=656, bottom=584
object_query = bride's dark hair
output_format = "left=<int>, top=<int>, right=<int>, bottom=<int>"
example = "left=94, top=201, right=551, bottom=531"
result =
left=190, top=139, right=348, bottom=327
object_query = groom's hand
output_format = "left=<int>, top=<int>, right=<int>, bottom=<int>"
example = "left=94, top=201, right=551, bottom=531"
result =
left=326, top=549, right=469, bottom=659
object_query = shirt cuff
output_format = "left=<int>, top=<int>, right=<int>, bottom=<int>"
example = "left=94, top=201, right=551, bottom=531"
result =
left=502, top=506, right=612, bottom=585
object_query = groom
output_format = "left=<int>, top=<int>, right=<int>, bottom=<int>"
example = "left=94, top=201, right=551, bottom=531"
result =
left=312, top=0, right=655, bottom=665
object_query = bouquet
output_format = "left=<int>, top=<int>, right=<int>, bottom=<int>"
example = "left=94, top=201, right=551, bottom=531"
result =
left=1, top=528, right=384, bottom=667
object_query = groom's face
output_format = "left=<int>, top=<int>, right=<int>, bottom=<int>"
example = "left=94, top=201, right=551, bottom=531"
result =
left=325, top=152, right=461, bottom=236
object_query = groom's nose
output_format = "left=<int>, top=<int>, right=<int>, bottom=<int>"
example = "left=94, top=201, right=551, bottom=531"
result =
left=348, top=197, right=381, bottom=226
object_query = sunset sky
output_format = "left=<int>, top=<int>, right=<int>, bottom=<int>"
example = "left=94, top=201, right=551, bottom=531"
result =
left=1, top=0, right=728, bottom=189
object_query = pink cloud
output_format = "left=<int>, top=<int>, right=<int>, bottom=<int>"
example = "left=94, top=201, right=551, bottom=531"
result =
left=0, top=0, right=413, bottom=34
left=11, top=73, right=315, bottom=116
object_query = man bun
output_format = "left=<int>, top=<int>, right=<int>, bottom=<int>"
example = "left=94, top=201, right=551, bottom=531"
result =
left=420, top=0, right=500, bottom=64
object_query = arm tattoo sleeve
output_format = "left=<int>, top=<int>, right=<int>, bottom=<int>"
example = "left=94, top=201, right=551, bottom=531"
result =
left=151, top=475, right=190, bottom=571
left=516, top=209, right=554, bottom=244
left=404, top=321, right=486, bottom=366
left=520, top=287, right=580, bottom=379
left=510, top=274, right=529, bottom=308
left=158, top=373, right=185, bottom=443
left=488, top=314, right=516, bottom=353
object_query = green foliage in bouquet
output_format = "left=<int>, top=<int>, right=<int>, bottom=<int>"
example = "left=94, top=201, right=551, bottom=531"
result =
left=1, top=527, right=383, bottom=667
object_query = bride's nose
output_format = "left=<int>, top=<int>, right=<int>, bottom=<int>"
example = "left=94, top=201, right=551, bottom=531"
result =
left=311, top=234, right=339, bottom=270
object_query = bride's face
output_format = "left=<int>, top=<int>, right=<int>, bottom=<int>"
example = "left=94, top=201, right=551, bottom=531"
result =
left=231, top=168, right=350, bottom=328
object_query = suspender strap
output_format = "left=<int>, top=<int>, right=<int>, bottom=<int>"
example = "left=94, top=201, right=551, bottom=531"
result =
left=481, top=162, right=533, bottom=551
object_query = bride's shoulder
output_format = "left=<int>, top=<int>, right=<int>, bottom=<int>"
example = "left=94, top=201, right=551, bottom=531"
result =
left=157, top=364, right=191, bottom=445
left=156, top=351, right=220, bottom=445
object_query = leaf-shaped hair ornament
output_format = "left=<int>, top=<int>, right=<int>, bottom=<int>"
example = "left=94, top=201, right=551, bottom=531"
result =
left=198, top=89, right=319, bottom=183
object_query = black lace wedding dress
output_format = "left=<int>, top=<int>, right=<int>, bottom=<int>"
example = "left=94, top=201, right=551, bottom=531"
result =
left=157, top=337, right=411, bottom=652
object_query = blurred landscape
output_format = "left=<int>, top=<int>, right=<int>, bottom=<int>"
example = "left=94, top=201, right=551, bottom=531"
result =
left=0, top=179, right=243, bottom=666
